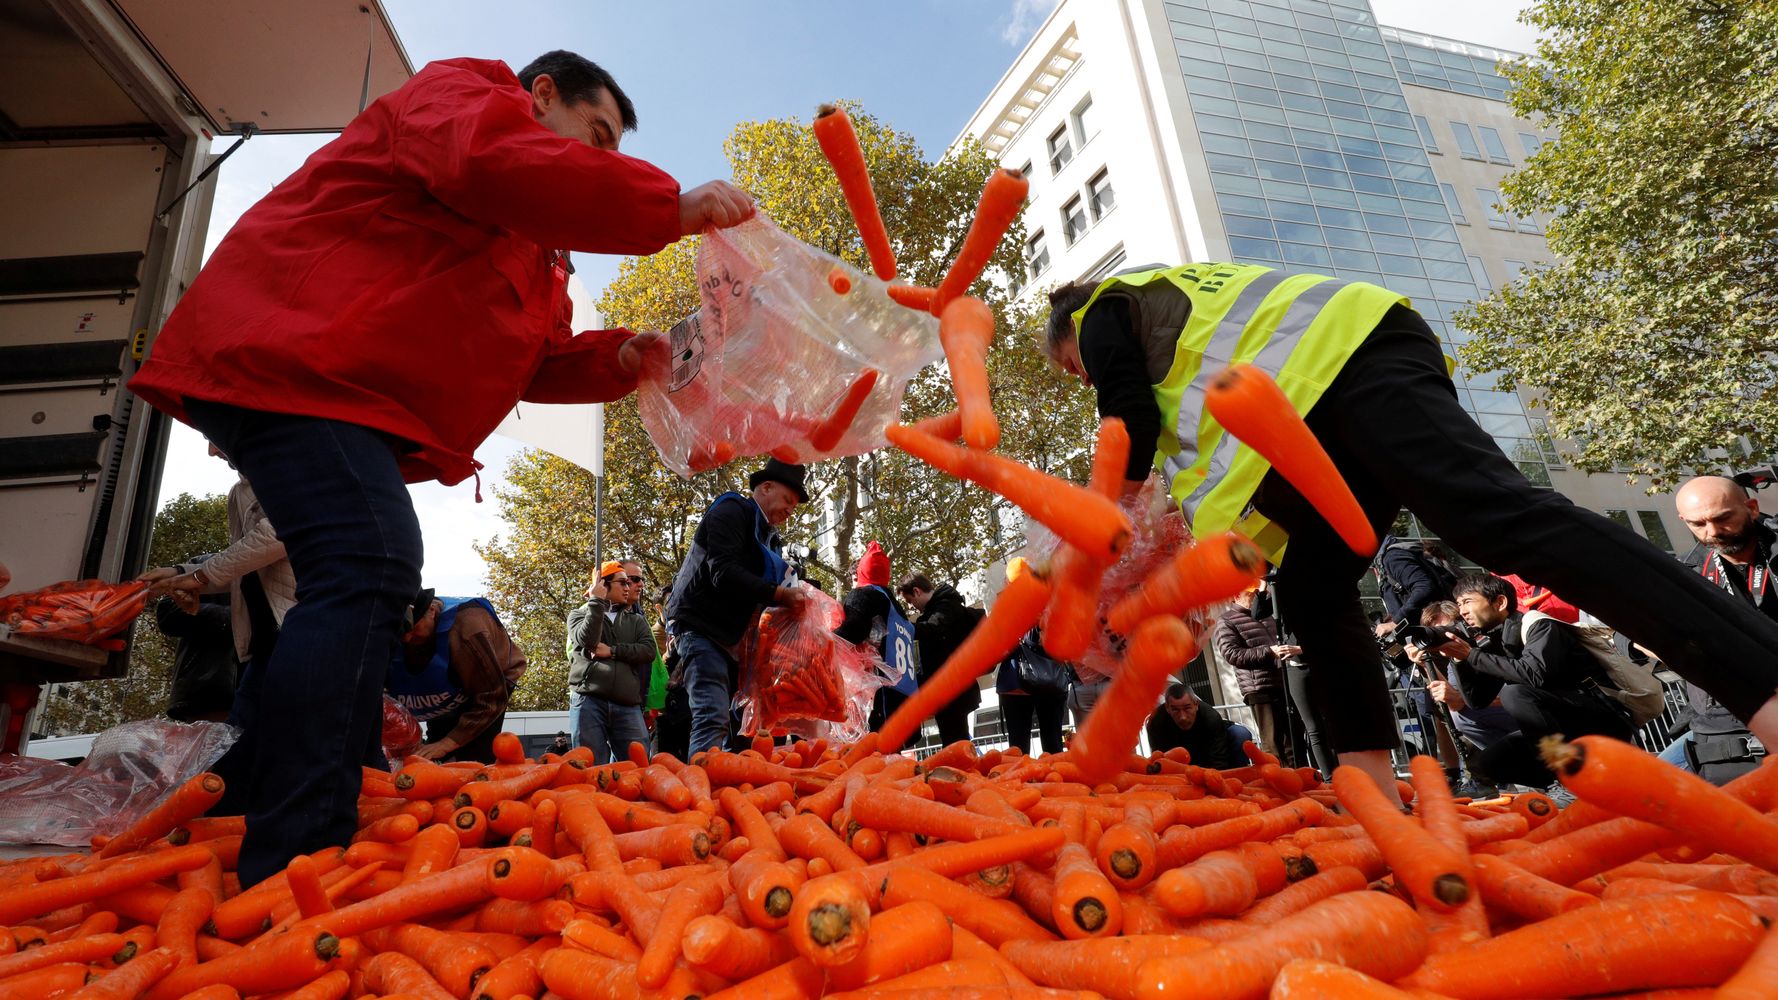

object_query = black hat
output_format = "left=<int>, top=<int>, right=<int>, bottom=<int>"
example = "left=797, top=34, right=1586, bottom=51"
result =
left=403, top=587, right=437, bottom=632
left=748, top=458, right=808, bottom=503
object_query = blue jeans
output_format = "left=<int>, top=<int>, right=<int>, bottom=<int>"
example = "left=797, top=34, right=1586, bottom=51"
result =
left=678, top=629, right=740, bottom=755
left=1659, top=731, right=1697, bottom=772
left=571, top=690, right=651, bottom=765
left=185, top=399, right=422, bottom=886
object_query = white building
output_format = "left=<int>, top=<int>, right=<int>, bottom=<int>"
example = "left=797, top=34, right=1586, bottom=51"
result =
left=952, top=0, right=1690, bottom=717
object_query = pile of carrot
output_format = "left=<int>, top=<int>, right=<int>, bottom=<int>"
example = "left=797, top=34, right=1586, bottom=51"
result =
left=6, top=726, right=1778, bottom=999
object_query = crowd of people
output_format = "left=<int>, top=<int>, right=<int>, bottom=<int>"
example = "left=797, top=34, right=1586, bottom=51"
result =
left=103, top=42, right=1778, bottom=886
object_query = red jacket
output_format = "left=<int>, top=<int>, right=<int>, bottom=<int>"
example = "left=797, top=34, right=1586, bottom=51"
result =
left=131, top=58, right=684, bottom=485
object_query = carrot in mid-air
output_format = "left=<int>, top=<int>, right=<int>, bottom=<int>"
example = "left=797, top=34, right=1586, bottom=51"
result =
left=1105, top=532, right=1266, bottom=635
left=875, top=559, right=1052, bottom=752
left=933, top=167, right=1029, bottom=314
left=813, top=104, right=897, bottom=281
left=1072, top=617, right=1199, bottom=785
left=1041, top=417, right=1129, bottom=661
left=938, top=295, right=999, bottom=450
left=887, top=284, right=938, bottom=312
left=885, top=424, right=1131, bottom=563
left=1204, top=362, right=1376, bottom=557
left=809, top=369, right=881, bottom=453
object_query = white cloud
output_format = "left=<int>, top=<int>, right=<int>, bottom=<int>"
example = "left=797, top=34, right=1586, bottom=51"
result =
left=1370, top=0, right=1541, bottom=54
left=1001, top=0, right=1058, bottom=45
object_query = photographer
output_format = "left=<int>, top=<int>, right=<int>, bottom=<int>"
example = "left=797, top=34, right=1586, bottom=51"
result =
left=1437, top=574, right=1634, bottom=790
left=1403, top=600, right=1519, bottom=793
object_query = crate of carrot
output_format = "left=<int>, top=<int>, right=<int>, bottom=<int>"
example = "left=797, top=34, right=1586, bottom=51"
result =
left=5, top=728, right=1778, bottom=999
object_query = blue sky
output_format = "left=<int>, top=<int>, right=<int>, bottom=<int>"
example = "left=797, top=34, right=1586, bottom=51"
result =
left=155, top=1, right=1540, bottom=595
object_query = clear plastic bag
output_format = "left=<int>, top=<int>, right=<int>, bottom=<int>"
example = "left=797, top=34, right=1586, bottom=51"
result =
left=637, top=215, right=944, bottom=476
left=0, top=718, right=238, bottom=847
left=1027, top=476, right=1196, bottom=682
left=739, top=582, right=889, bottom=744
left=0, top=579, right=150, bottom=648
left=381, top=693, right=422, bottom=763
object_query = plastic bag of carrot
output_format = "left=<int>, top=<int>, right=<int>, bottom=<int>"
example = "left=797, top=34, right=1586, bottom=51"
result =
left=7, top=730, right=1778, bottom=1000
left=738, top=583, right=889, bottom=744
left=0, top=578, right=149, bottom=647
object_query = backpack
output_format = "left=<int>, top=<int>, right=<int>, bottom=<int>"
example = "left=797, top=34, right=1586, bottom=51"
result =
left=1519, top=609, right=1667, bottom=726
left=1374, top=540, right=1459, bottom=608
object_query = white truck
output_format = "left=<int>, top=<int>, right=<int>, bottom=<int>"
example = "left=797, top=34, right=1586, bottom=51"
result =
left=0, top=0, right=412, bottom=754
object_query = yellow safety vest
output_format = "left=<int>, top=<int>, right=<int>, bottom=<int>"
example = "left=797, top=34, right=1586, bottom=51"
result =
left=1072, top=263, right=1409, bottom=560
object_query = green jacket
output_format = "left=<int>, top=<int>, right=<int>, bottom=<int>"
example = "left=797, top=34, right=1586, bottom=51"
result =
left=567, top=600, right=657, bottom=706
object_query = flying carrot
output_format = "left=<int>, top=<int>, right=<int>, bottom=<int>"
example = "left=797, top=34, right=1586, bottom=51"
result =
left=938, top=296, right=999, bottom=450
left=932, top=167, right=1029, bottom=314
left=1072, top=617, right=1199, bottom=785
left=813, top=104, right=897, bottom=281
left=809, top=369, right=881, bottom=453
left=828, top=266, right=853, bottom=295
left=888, top=284, right=938, bottom=312
left=1204, top=363, right=1376, bottom=557
left=876, top=561, right=1052, bottom=751
left=1105, top=532, right=1265, bottom=635
left=885, top=423, right=1132, bottom=563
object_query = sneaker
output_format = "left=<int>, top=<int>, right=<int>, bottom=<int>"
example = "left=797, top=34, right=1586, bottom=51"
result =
left=1452, top=778, right=1497, bottom=800
left=1542, top=782, right=1577, bottom=808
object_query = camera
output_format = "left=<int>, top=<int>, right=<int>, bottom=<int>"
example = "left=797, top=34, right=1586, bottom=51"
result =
left=1398, top=623, right=1468, bottom=651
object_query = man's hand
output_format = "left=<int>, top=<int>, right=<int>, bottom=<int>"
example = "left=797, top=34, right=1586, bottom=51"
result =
left=679, top=180, right=756, bottom=235
left=594, top=642, right=613, bottom=659
left=415, top=741, right=453, bottom=761
left=1434, top=633, right=1473, bottom=661
left=1404, top=643, right=1428, bottom=666
left=1428, top=678, right=1468, bottom=711
left=618, top=331, right=667, bottom=377
left=775, top=585, right=807, bottom=613
left=1270, top=644, right=1302, bottom=659
left=1374, top=620, right=1397, bottom=638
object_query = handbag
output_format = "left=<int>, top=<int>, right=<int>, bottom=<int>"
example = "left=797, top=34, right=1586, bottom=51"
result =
left=1011, top=633, right=1073, bottom=695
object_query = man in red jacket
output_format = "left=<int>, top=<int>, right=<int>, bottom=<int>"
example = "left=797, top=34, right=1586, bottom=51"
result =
left=131, top=50, right=753, bottom=885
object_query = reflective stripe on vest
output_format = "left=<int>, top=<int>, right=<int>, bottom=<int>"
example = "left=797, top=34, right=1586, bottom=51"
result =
left=1072, top=263, right=1409, bottom=558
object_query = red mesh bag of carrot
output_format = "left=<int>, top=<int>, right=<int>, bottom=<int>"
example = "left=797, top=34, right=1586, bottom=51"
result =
left=634, top=215, right=942, bottom=476
left=739, top=582, right=889, bottom=743
left=0, top=578, right=150, bottom=647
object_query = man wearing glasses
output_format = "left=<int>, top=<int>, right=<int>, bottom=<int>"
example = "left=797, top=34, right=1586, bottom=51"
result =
left=568, top=560, right=658, bottom=764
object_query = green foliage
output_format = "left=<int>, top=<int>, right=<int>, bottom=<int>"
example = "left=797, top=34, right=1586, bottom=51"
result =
left=1458, top=0, right=1778, bottom=487
left=481, top=106, right=1098, bottom=709
left=38, top=492, right=231, bottom=735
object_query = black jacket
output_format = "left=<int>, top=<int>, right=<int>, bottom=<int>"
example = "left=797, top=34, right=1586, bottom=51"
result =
left=1679, top=516, right=1778, bottom=732
left=1213, top=605, right=1283, bottom=698
left=836, top=585, right=900, bottom=651
left=155, top=597, right=238, bottom=722
left=567, top=600, right=657, bottom=705
left=668, top=495, right=784, bottom=648
left=1454, top=612, right=1607, bottom=709
left=912, top=584, right=983, bottom=714
left=1145, top=699, right=1245, bottom=770
left=1375, top=538, right=1451, bottom=627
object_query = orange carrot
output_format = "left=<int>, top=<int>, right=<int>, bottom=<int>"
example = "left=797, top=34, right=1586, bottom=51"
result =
left=1000, top=935, right=1213, bottom=1000
left=1073, top=617, right=1200, bottom=785
left=1469, top=853, right=1596, bottom=920
left=828, top=265, right=853, bottom=295
left=1331, top=765, right=1471, bottom=911
left=1270, top=959, right=1427, bottom=999
left=0, top=845, right=213, bottom=925
left=1238, top=865, right=1368, bottom=925
left=932, top=167, right=1029, bottom=314
left=885, top=424, right=1131, bottom=564
left=142, top=928, right=342, bottom=1000
left=1152, top=850, right=1259, bottom=920
left=400, top=823, right=461, bottom=884
left=702, top=955, right=824, bottom=1000
left=877, top=562, right=1052, bottom=752
left=1105, top=532, right=1266, bottom=635
left=825, top=899, right=953, bottom=991
left=937, top=296, right=999, bottom=449
left=0, top=963, right=90, bottom=997
left=788, top=872, right=872, bottom=967
left=810, top=369, right=881, bottom=453
left=881, top=866, right=1057, bottom=947
left=1403, top=891, right=1766, bottom=999
left=0, top=932, right=131, bottom=980
left=1042, top=418, right=1130, bottom=661
left=1203, top=362, right=1377, bottom=556
left=155, top=886, right=213, bottom=967
left=907, top=408, right=963, bottom=441
left=1544, top=734, right=1778, bottom=873
left=364, top=923, right=497, bottom=997
left=277, top=970, right=349, bottom=1000
left=64, top=945, right=179, bottom=1000
left=362, top=950, right=454, bottom=1000
left=813, top=104, right=897, bottom=281
left=454, top=764, right=562, bottom=813
left=1717, top=922, right=1778, bottom=1000
left=99, top=773, right=226, bottom=858
left=1051, top=837, right=1122, bottom=939
left=1407, top=755, right=1488, bottom=948
left=394, top=759, right=476, bottom=799
left=1135, top=890, right=1427, bottom=1000
left=637, top=873, right=724, bottom=988
left=682, top=913, right=798, bottom=981
left=851, top=785, right=1021, bottom=842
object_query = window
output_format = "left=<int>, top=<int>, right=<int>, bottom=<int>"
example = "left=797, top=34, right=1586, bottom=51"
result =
left=1502, top=258, right=1526, bottom=278
left=1449, top=121, right=1483, bottom=160
left=1062, top=195, right=1088, bottom=245
left=1408, top=114, right=1436, bottom=152
left=1515, top=212, right=1544, bottom=235
left=1638, top=511, right=1675, bottom=553
left=1466, top=255, right=1492, bottom=292
left=1476, top=187, right=1510, bottom=229
left=1026, top=229, right=1050, bottom=280
left=1605, top=509, right=1634, bottom=532
left=1087, top=168, right=1116, bottom=219
left=1439, top=183, right=1467, bottom=224
left=1085, top=246, right=1127, bottom=282
left=1017, top=160, right=1033, bottom=182
left=1048, top=124, right=1073, bottom=175
left=1477, top=125, right=1511, bottom=164
left=1072, top=96, right=1097, bottom=145
left=1518, top=132, right=1543, bottom=158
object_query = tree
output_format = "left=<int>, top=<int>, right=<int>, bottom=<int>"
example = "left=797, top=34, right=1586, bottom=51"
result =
left=480, top=106, right=1097, bottom=710
left=1458, top=0, right=1778, bottom=487
left=37, top=492, right=231, bottom=735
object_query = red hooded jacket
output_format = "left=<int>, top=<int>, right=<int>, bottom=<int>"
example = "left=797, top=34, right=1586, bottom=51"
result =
left=131, top=58, right=684, bottom=485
